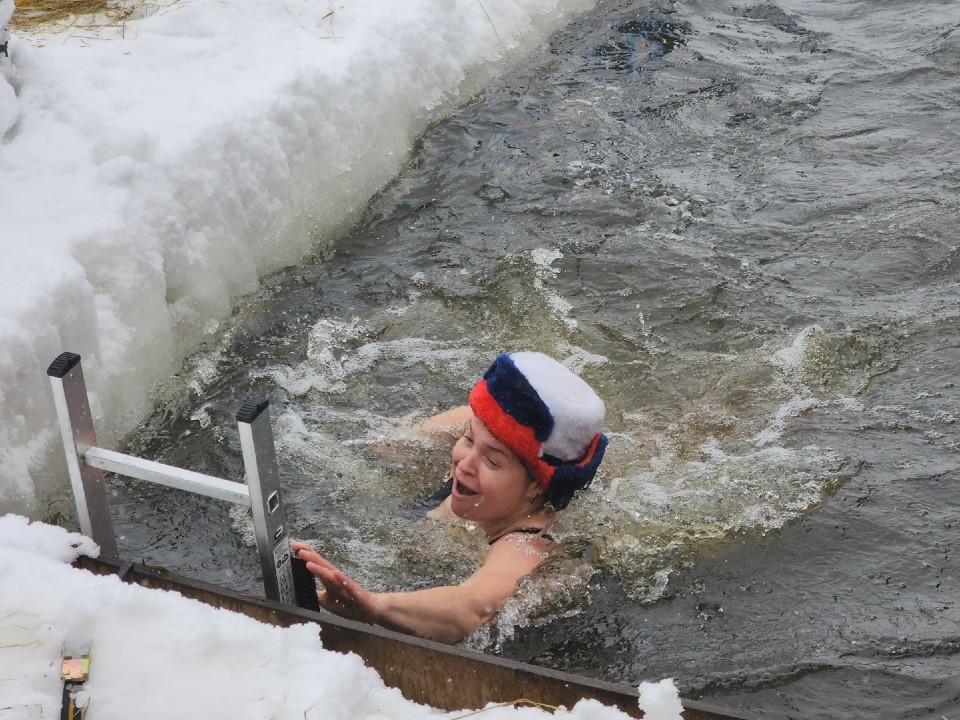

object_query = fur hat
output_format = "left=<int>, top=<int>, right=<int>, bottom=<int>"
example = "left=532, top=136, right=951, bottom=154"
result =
left=469, top=352, right=608, bottom=509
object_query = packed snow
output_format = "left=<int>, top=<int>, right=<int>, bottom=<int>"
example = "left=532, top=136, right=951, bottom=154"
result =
left=0, top=515, right=683, bottom=719
left=0, top=0, right=595, bottom=516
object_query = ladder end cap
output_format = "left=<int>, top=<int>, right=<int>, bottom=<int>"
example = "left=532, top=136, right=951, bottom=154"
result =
left=47, top=352, right=81, bottom=378
left=236, top=396, right=270, bottom=423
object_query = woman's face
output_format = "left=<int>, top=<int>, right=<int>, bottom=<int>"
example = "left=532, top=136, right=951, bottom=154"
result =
left=448, top=417, right=540, bottom=529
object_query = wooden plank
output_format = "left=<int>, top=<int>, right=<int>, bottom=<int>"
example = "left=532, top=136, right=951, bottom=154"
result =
left=74, top=556, right=766, bottom=720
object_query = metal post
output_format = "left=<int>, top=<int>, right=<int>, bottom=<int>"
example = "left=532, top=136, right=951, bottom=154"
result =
left=236, top=397, right=296, bottom=605
left=46, top=353, right=118, bottom=558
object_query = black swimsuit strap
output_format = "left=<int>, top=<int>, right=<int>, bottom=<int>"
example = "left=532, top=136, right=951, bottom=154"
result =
left=488, top=527, right=553, bottom=545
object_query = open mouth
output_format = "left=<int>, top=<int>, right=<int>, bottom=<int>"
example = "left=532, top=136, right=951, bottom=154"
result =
left=454, top=478, right=479, bottom=496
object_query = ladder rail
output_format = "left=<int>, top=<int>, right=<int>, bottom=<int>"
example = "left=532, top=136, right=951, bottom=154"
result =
left=236, top=397, right=295, bottom=604
left=47, top=352, right=118, bottom=558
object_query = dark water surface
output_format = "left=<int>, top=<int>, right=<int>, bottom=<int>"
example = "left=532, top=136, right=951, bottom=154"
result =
left=114, top=0, right=960, bottom=717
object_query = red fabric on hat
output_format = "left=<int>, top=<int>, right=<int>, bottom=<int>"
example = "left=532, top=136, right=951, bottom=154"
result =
left=469, top=379, right=553, bottom=488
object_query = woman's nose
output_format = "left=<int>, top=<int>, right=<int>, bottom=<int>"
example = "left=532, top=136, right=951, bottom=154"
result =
left=457, top=447, right=479, bottom=475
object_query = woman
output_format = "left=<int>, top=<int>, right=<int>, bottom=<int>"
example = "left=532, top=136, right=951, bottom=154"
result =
left=292, top=351, right=608, bottom=644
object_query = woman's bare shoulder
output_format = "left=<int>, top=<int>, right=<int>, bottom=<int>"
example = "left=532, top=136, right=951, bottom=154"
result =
left=426, top=495, right=456, bottom=520
left=480, top=530, right=553, bottom=582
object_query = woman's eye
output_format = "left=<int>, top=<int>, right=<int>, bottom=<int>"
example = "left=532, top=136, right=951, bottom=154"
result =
left=485, top=456, right=498, bottom=468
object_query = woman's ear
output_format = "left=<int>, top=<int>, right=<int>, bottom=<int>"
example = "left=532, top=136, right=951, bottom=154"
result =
left=525, top=474, right=542, bottom=499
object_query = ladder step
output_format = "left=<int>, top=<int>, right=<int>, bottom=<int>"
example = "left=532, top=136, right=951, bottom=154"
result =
left=84, top=447, right=252, bottom=507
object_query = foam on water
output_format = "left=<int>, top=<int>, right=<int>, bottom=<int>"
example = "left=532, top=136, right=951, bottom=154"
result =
left=530, top=248, right=578, bottom=332
left=531, top=324, right=874, bottom=603
left=466, top=549, right=597, bottom=650
left=262, top=319, right=475, bottom=402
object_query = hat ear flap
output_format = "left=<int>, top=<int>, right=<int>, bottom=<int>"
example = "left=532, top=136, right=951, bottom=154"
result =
left=544, top=433, right=608, bottom=509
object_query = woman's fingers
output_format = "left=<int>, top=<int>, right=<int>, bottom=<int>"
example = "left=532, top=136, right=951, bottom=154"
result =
left=291, top=544, right=358, bottom=587
left=313, top=567, right=374, bottom=620
left=332, top=570, right=355, bottom=598
left=304, top=554, right=337, bottom=573
left=312, top=565, right=358, bottom=601
left=293, top=545, right=338, bottom=574
left=292, top=543, right=336, bottom=568
left=289, top=543, right=377, bottom=622
left=310, top=563, right=340, bottom=587
left=290, top=541, right=317, bottom=557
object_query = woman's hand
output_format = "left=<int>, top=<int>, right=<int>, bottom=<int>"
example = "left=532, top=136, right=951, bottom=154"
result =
left=291, top=542, right=382, bottom=624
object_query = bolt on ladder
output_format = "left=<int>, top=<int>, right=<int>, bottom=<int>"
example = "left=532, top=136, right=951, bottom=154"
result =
left=47, top=351, right=299, bottom=606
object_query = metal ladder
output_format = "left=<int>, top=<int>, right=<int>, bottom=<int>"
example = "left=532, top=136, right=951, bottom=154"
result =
left=47, top=351, right=299, bottom=606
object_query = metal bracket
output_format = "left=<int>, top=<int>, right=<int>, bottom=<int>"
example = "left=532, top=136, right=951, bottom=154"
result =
left=59, top=645, right=91, bottom=720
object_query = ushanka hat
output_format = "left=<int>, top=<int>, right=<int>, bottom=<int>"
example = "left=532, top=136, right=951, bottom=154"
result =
left=469, top=352, right=608, bottom=509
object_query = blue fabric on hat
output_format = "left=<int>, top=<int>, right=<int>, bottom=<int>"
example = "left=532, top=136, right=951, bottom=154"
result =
left=483, top=354, right=554, bottom=442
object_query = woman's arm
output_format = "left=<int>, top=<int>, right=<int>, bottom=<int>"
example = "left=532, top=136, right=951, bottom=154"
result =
left=417, top=405, right=472, bottom=441
left=291, top=535, right=549, bottom=644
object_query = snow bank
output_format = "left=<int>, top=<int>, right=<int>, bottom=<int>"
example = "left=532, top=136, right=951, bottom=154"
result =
left=0, top=0, right=595, bottom=515
left=638, top=679, right=684, bottom=720
left=0, top=516, right=646, bottom=719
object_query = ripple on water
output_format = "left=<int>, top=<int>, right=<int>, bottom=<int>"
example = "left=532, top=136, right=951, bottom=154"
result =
left=593, top=11, right=692, bottom=72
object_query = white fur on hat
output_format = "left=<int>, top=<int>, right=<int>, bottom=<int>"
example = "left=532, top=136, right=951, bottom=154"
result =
left=506, top=352, right=605, bottom=461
